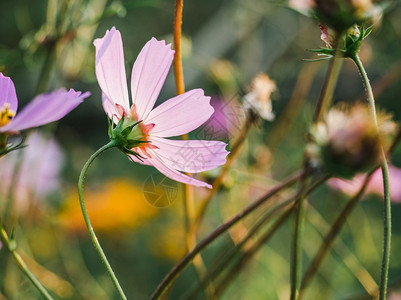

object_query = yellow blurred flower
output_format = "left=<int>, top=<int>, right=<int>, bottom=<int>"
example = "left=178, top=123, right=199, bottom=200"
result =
left=150, top=223, right=186, bottom=261
left=59, top=178, right=158, bottom=233
left=149, top=204, right=186, bottom=261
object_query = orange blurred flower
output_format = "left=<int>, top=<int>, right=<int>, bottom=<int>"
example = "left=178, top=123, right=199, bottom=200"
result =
left=60, top=178, right=158, bottom=233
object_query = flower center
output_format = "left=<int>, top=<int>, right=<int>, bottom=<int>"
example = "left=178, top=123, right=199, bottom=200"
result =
left=0, top=103, right=15, bottom=127
left=126, top=104, right=156, bottom=157
left=122, top=104, right=153, bottom=142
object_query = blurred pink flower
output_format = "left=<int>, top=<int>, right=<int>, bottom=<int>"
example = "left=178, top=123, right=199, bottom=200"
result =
left=94, top=27, right=228, bottom=188
left=319, top=24, right=334, bottom=48
left=0, top=131, right=64, bottom=214
left=0, top=72, right=90, bottom=134
left=206, top=97, right=234, bottom=141
left=328, top=165, right=401, bottom=202
left=288, top=0, right=315, bottom=14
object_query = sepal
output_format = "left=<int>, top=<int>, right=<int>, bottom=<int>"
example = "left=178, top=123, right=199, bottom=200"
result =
left=107, top=115, right=148, bottom=157
left=0, top=135, right=26, bottom=157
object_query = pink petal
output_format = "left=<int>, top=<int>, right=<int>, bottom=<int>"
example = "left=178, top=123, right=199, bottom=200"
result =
left=14, top=131, right=64, bottom=210
left=130, top=37, right=174, bottom=120
left=148, top=149, right=212, bottom=188
left=0, top=72, right=18, bottom=112
left=0, top=89, right=89, bottom=132
left=102, top=93, right=121, bottom=122
left=150, top=136, right=228, bottom=173
left=94, top=27, right=130, bottom=112
left=128, top=152, right=153, bottom=166
left=367, top=165, right=401, bottom=203
left=145, top=89, right=214, bottom=137
left=327, top=176, right=366, bottom=196
left=328, top=165, right=401, bottom=203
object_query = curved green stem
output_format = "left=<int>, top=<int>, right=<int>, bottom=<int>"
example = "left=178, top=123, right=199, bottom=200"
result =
left=352, top=54, right=392, bottom=300
left=0, top=222, right=54, bottom=300
left=78, top=141, right=127, bottom=300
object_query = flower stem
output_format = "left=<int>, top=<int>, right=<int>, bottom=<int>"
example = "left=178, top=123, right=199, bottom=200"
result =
left=173, top=0, right=185, bottom=96
left=313, top=34, right=344, bottom=123
left=214, top=205, right=295, bottom=298
left=299, top=171, right=372, bottom=298
left=172, top=0, right=207, bottom=283
left=292, top=34, right=345, bottom=299
left=78, top=141, right=127, bottom=300
left=149, top=171, right=303, bottom=300
left=172, top=0, right=192, bottom=242
left=186, top=174, right=330, bottom=299
left=290, top=165, right=309, bottom=300
left=352, top=54, right=392, bottom=300
left=0, top=221, right=54, bottom=300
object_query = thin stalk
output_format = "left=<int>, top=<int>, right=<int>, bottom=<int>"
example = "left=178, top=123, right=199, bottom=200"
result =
left=184, top=198, right=293, bottom=300
left=214, top=205, right=295, bottom=298
left=173, top=0, right=185, bottom=96
left=293, top=33, right=345, bottom=300
left=352, top=54, right=392, bottom=300
left=307, top=205, right=378, bottom=297
left=313, top=34, right=344, bottom=123
left=78, top=141, right=127, bottom=300
left=184, top=174, right=330, bottom=300
left=172, top=0, right=208, bottom=287
left=0, top=222, right=54, bottom=300
left=172, top=0, right=193, bottom=249
left=149, top=171, right=303, bottom=300
left=299, top=171, right=373, bottom=298
left=290, top=164, right=310, bottom=300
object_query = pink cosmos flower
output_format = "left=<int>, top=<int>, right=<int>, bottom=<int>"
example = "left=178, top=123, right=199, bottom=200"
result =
left=94, top=27, right=228, bottom=188
left=0, top=72, right=90, bottom=135
left=328, top=165, right=401, bottom=203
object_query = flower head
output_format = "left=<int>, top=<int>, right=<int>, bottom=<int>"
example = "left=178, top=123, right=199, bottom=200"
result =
left=94, top=27, right=228, bottom=188
left=243, top=73, right=277, bottom=121
left=308, top=102, right=397, bottom=177
left=0, top=72, right=90, bottom=152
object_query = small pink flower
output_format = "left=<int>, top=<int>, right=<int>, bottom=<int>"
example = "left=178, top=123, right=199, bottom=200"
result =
left=94, top=27, right=229, bottom=188
left=0, top=72, right=90, bottom=134
left=328, top=165, right=401, bottom=203
left=319, top=24, right=334, bottom=48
